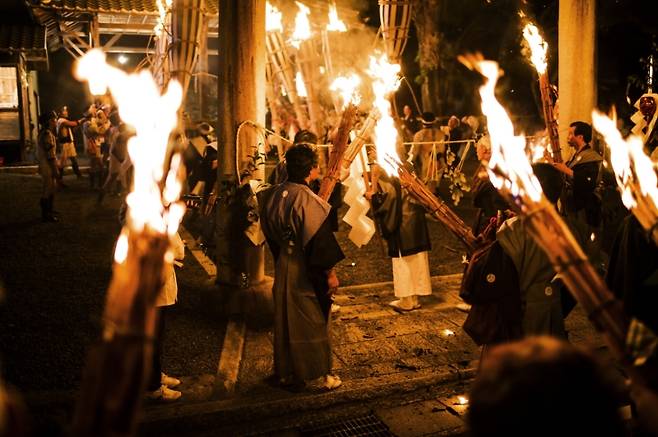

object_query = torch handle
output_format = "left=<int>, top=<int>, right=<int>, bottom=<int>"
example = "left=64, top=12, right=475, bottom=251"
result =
left=538, top=73, right=562, bottom=163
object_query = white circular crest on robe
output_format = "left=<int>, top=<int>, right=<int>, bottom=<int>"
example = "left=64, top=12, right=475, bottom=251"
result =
left=630, top=93, right=658, bottom=153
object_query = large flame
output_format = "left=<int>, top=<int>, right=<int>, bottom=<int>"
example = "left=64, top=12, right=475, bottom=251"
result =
left=522, top=22, right=548, bottom=75
left=474, top=58, right=543, bottom=203
left=592, top=111, right=658, bottom=211
left=330, top=74, right=361, bottom=108
left=75, top=49, right=184, bottom=261
left=327, top=3, right=347, bottom=32
left=295, top=71, right=307, bottom=97
left=266, top=1, right=283, bottom=33
left=367, top=54, right=401, bottom=175
left=291, top=1, right=312, bottom=49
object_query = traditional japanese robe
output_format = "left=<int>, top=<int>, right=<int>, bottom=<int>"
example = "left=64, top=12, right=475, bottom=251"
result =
left=259, top=181, right=344, bottom=381
left=372, top=175, right=432, bottom=298
left=497, top=216, right=566, bottom=338
left=606, top=215, right=658, bottom=334
left=561, top=145, right=603, bottom=227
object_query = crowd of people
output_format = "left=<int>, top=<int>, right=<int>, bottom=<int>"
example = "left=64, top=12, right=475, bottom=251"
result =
left=256, top=94, right=658, bottom=434
left=30, top=91, right=658, bottom=434
left=36, top=102, right=134, bottom=222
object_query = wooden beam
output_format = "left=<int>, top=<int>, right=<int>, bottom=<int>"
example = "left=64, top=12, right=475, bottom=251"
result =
left=102, top=33, right=123, bottom=50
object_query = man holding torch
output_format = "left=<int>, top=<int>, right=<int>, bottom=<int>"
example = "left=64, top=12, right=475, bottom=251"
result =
left=547, top=121, right=603, bottom=258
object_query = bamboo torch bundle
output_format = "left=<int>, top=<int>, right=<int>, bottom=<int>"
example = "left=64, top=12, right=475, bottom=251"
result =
left=522, top=22, right=562, bottom=163
left=366, top=54, right=478, bottom=252
left=72, top=50, right=186, bottom=435
left=462, top=55, right=633, bottom=370
left=384, top=156, right=479, bottom=252
left=592, top=111, right=658, bottom=246
left=318, top=74, right=361, bottom=201
left=266, top=2, right=309, bottom=130
left=343, top=112, right=378, bottom=165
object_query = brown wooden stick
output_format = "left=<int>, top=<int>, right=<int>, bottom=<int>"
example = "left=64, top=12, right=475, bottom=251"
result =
left=538, top=73, right=562, bottom=163
left=318, top=103, right=358, bottom=201
left=73, top=229, right=170, bottom=436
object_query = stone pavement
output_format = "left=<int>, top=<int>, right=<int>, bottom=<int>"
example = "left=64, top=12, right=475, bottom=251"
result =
left=140, top=273, right=607, bottom=436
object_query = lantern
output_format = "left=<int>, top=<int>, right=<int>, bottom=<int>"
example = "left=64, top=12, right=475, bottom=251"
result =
left=378, top=0, right=412, bottom=63
left=169, top=0, right=205, bottom=99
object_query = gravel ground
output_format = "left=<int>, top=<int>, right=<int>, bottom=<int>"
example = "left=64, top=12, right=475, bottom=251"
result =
left=0, top=174, right=224, bottom=392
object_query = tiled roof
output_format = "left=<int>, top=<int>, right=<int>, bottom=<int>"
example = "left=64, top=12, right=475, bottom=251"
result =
left=0, top=23, right=46, bottom=55
left=41, top=0, right=217, bottom=15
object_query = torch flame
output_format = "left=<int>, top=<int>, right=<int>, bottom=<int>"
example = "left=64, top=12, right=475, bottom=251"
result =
left=467, top=56, right=543, bottom=203
left=75, top=49, right=184, bottom=238
left=327, top=3, right=347, bottom=32
left=330, top=74, right=361, bottom=107
left=592, top=111, right=658, bottom=211
left=295, top=71, right=308, bottom=97
left=367, top=54, right=401, bottom=175
left=266, top=1, right=283, bottom=33
left=291, top=1, right=312, bottom=49
left=522, top=23, right=548, bottom=75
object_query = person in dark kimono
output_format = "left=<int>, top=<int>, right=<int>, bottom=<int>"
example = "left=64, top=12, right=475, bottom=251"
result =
left=496, top=163, right=589, bottom=338
left=259, top=144, right=345, bottom=390
left=471, top=135, right=508, bottom=235
left=549, top=121, right=603, bottom=266
left=268, top=130, right=343, bottom=232
left=370, top=170, right=432, bottom=312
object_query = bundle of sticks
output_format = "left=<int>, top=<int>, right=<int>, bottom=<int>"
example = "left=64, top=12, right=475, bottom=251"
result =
left=318, top=103, right=358, bottom=201
left=383, top=155, right=479, bottom=252
left=538, top=73, right=562, bottom=163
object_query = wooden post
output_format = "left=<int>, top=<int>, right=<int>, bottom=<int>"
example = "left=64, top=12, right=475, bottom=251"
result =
left=198, top=16, right=210, bottom=119
left=558, top=0, right=596, bottom=157
left=217, top=0, right=267, bottom=289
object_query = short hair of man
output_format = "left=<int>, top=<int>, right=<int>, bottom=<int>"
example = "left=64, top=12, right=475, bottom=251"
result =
left=570, top=121, right=592, bottom=143
left=285, top=144, right=318, bottom=183
left=468, top=336, right=624, bottom=437
left=293, top=129, right=318, bottom=146
left=532, top=163, right=563, bottom=203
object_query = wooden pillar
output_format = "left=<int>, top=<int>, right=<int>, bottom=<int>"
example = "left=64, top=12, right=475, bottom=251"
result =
left=217, top=0, right=267, bottom=289
left=198, top=16, right=210, bottom=119
left=558, top=0, right=596, bottom=156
